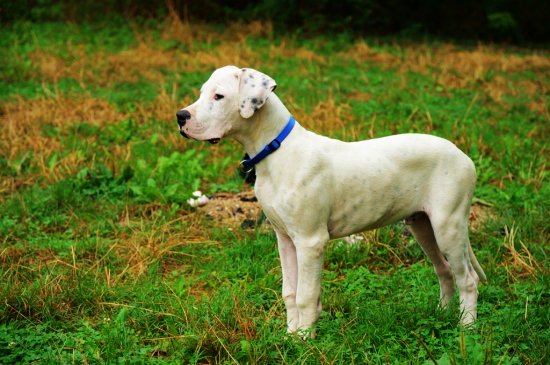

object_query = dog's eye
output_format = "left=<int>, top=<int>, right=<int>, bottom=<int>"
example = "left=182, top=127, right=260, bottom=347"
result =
left=214, top=94, right=224, bottom=100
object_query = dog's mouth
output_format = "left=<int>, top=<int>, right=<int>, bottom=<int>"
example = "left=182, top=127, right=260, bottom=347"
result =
left=179, top=127, right=190, bottom=139
left=177, top=124, right=220, bottom=144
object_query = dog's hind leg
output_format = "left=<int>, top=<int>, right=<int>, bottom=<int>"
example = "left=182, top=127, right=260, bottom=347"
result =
left=430, top=209, right=480, bottom=326
left=407, top=212, right=455, bottom=308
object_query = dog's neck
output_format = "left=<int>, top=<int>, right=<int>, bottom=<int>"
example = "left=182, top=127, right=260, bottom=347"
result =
left=234, top=94, right=294, bottom=158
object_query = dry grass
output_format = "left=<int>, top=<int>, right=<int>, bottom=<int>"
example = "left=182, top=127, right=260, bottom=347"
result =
left=1, top=94, right=124, bottom=157
left=286, top=94, right=355, bottom=135
left=499, top=225, right=541, bottom=281
left=0, top=94, right=128, bottom=194
left=403, top=44, right=550, bottom=109
left=340, top=41, right=550, bottom=75
left=339, top=41, right=397, bottom=66
left=28, top=46, right=92, bottom=84
left=25, top=18, right=276, bottom=86
left=114, top=217, right=211, bottom=279
left=1, top=245, right=91, bottom=318
left=403, top=44, right=550, bottom=76
left=340, top=41, right=549, bottom=110
left=268, top=39, right=327, bottom=64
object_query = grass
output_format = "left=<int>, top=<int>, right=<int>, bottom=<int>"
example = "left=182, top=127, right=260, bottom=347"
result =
left=0, top=15, right=549, bottom=364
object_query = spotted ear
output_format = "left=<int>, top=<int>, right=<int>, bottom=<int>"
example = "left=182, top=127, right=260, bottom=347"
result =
left=238, top=68, right=277, bottom=119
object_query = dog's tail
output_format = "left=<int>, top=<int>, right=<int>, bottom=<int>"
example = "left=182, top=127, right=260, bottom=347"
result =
left=469, top=243, right=487, bottom=282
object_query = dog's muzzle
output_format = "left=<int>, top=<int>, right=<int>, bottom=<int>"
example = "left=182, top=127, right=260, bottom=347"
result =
left=176, top=109, right=191, bottom=139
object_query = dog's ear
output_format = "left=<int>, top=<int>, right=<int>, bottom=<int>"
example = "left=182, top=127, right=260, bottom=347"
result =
left=238, top=68, right=277, bottom=119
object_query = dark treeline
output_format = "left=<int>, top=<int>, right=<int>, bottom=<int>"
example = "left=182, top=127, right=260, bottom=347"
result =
left=1, top=0, right=548, bottom=43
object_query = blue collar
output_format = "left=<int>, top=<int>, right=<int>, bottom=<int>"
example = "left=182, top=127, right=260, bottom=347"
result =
left=241, top=116, right=296, bottom=171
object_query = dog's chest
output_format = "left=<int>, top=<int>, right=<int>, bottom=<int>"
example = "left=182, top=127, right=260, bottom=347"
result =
left=254, top=182, right=291, bottom=233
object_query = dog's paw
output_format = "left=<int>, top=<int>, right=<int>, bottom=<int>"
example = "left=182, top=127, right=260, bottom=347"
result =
left=295, top=326, right=317, bottom=340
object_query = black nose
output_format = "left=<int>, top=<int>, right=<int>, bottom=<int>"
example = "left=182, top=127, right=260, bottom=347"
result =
left=176, top=110, right=191, bottom=126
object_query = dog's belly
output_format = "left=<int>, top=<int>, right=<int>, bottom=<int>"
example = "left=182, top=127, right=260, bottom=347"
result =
left=327, top=206, right=414, bottom=239
left=325, top=178, right=422, bottom=239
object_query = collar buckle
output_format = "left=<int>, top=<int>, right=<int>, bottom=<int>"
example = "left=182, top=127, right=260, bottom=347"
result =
left=240, top=159, right=254, bottom=173
left=267, top=139, right=281, bottom=152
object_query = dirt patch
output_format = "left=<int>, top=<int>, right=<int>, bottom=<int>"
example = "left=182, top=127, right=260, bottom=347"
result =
left=196, top=190, right=267, bottom=232
left=469, top=203, right=497, bottom=232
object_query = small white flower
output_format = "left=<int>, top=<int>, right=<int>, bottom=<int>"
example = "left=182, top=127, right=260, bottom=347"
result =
left=187, top=195, right=209, bottom=208
left=344, top=234, right=364, bottom=245
left=192, top=191, right=203, bottom=197
left=196, top=195, right=210, bottom=206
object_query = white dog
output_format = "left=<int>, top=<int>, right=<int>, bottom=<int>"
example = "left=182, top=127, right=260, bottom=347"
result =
left=177, top=66, right=486, bottom=337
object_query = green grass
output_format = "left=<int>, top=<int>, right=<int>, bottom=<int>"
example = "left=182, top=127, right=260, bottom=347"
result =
left=1, top=18, right=549, bottom=364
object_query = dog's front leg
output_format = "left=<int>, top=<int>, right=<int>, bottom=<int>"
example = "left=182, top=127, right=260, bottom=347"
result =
left=294, top=234, right=327, bottom=338
left=275, top=230, right=299, bottom=332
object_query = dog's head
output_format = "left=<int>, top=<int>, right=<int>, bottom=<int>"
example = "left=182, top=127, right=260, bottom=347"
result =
left=177, top=66, right=277, bottom=144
